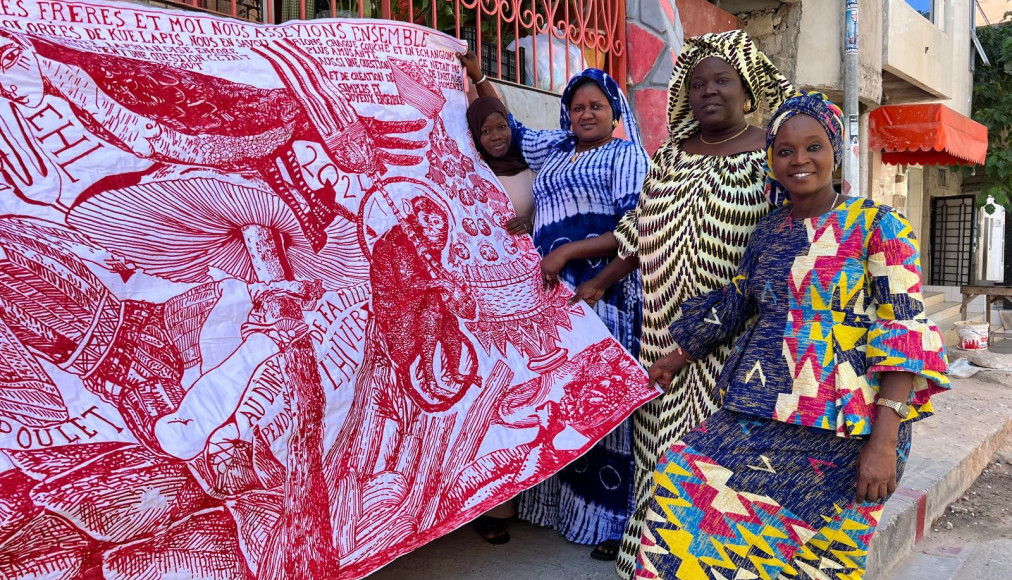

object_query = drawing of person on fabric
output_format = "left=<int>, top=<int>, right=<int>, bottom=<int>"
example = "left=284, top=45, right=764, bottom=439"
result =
left=0, top=216, right=325, bottom=578
left=369, top=195, right=480, bottom=413
left=634, top=93, right=950, bottom=580
left=458, top=48, right=648, bottom=561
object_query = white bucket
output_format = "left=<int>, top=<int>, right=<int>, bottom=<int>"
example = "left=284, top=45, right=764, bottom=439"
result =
left=954, top=320, right=990, bottom=350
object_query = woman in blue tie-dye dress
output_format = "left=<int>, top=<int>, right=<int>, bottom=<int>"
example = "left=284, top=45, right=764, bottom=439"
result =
left=474, top=65, right=649, bottom=558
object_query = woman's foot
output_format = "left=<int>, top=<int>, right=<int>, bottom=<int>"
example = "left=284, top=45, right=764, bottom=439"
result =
left=589, top=539, right=620, bottom=561
left=472, top=516, right=510, bottom=545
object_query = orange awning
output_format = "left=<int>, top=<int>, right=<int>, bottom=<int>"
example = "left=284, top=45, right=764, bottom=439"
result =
left=869, top=103, right=988, bottom=166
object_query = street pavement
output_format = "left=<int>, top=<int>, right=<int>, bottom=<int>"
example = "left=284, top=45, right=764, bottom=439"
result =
left=370, top=368, right=1012, bottom=580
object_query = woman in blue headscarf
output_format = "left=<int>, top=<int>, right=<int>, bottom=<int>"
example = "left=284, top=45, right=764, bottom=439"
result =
left=458, top=51, right=648, bottom=558
left=632, top=93, right=950, bottom=579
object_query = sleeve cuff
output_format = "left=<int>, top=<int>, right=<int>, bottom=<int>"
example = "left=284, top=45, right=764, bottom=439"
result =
left=867, top=318, right=951, bottom=408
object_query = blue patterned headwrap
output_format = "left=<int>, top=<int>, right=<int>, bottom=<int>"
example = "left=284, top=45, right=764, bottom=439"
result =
left=558, top=68, right=643, bottom=150
left=764, top=92, right=845, bottom=207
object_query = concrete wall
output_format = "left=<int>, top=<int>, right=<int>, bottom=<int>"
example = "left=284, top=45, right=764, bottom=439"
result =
left=493, top=81, right=559, bottom=130
left=738, top=2, right=803, bottom=82
left=883, top=0, right=955, bottom=99
left=944, top=0, right=975, bottom=115
left=794, top=0, right=841, bottom=93
left=861, top=0, right=885, bottom=103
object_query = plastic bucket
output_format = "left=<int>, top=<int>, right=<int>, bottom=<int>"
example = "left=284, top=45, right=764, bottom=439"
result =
left=954, top=320, right=990, bottom=350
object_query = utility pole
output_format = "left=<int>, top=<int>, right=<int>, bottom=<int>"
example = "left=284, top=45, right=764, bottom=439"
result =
left=844, top=0, right=860, bottom=198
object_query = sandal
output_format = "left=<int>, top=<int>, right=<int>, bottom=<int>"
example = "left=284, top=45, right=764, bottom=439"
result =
left=472, top=516, right=510, bottom=545
left=590, top=539, right=620, bottom=561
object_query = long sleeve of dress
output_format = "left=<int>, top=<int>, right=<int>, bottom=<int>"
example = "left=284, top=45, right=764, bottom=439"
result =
left=668, top=238, right=760, bottom=359
left=614, top=154, right=664, bottom=259
left=610, top=145, right=649, bottom=261
left=611, top=144, right=649, bottom=215
left=508, top=115, right=571, bottom=172
left=865, top=209, right=951, bottom=418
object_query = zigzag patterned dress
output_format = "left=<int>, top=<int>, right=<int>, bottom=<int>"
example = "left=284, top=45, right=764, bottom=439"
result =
left=613, top=143, right=771, bottom=576
left=634, top=197, right=951, bottom=580
left=612, top=29, right=797, bottom=576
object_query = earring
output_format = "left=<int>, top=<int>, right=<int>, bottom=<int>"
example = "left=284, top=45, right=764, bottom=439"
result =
left=743, top=99, right=753, bottom=113
left=612, top=119, right=619, bottom=128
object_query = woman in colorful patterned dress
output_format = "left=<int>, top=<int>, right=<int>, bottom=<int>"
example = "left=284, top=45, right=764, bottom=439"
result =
left=558, top=31, right=796, bottom=575
left=457, top=50, right=649, bottom=558
left=635, top=93, right=950, bottom=579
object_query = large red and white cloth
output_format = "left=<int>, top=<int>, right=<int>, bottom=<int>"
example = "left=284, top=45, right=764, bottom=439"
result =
left=0, top=2, right=657, bottom=579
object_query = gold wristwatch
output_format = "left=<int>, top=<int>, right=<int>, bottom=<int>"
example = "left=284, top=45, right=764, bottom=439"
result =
left=876, top=397, right=912, bottom=419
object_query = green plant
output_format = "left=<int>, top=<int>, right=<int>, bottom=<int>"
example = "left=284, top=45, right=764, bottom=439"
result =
left=970, top=22, right=1012, bottom=213
left=392, top=0, right=460, bottom=32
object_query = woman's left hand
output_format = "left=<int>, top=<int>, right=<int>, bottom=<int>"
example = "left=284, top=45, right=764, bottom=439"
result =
left=540, top=248, right=569, bottom=289
left=456, top=50, right=483, bottom=83
left=856, top=439, right=898, bottom=503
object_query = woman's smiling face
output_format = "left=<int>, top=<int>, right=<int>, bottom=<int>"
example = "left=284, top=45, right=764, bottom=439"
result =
left=771, top=114, right=836, bottom=201
left=478, top=112, right=511, bottom=159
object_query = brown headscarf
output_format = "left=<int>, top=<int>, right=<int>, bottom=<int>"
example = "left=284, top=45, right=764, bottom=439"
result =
left=466, top=97, right=530, bottom=177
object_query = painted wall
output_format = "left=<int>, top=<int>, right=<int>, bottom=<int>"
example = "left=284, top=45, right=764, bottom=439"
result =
left=977, top=0, right=1012, bottom=24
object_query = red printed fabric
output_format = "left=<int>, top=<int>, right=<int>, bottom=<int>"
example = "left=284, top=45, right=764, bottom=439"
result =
left=0, top=5, right=657, bottom=579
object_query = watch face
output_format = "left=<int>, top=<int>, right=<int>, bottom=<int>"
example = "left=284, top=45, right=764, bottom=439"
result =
left=898, top=403, right=911, bottom=418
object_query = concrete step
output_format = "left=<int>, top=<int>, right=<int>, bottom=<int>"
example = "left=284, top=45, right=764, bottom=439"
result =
left=926, top=300, right=963, bottom=324
left=924, top=291, right=946, bottom=309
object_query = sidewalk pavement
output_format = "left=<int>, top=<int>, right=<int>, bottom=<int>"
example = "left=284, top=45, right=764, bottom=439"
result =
left=370, top=371, right=1012, bottom=580
left=888, top=540, right=1012, bottom=580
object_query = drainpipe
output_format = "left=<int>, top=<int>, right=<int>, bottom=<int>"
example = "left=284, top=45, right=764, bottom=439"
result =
left=843, top=0, right=861, bottom=198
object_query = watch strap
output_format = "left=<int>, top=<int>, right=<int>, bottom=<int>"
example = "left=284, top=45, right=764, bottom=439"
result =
left=876, top=397, right=910, bottom=418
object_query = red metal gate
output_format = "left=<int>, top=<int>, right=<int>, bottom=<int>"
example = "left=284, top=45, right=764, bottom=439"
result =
left=145, top=0, right=627, bottom=91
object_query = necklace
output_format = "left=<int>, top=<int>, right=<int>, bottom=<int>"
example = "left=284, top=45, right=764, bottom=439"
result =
left=570, top=139, right=613, bottom=163
left=699, top=124, right=750, bottom=145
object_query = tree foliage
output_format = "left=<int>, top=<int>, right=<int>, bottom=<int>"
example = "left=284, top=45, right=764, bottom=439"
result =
left=972, top=22, right=1012, bottom=212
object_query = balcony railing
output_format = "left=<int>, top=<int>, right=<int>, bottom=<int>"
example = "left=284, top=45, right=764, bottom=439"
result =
left=143, top=0, right=627, bottom=92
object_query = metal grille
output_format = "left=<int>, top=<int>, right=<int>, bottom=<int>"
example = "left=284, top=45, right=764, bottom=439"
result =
left=930, top=195, right=976, bottom=286
left=139, top=0, right=627, bottom=92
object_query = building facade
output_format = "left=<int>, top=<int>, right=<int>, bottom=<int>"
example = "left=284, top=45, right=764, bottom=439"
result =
left=724, top=0, right=989, bottom=290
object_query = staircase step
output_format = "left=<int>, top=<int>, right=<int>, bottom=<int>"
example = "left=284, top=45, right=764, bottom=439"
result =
left=926, top=300, right=962, bottom=322
left=923, top=291, right=945, bottom=309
